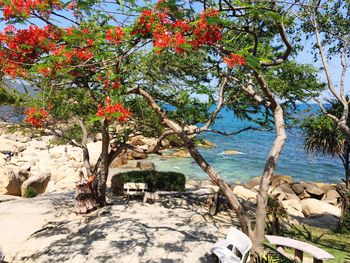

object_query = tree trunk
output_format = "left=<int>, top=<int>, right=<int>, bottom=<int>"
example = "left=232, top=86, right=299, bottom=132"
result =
left=96, top=120, right=110, bottom=206
left=340, top=147, right=350, bottom=189
left=74, top=118, right=98, bottom=214
left=254, top=105, right=287, bottom=253
left=183, top=135, right=252, bottom=235
left=130, top=86, right=253, bottom=236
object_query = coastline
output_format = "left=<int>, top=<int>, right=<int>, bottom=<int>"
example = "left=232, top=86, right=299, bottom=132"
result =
left=0, top=125, right=343, bottom=222
left=0, top=124, right=346, bottom=262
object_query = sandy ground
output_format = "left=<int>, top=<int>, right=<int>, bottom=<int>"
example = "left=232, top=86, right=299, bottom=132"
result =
left=0, top=189, right=233, bottom=263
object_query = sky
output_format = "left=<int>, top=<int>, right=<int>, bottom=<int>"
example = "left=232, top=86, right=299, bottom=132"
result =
left=295, top=34, right=349, bottom=103
left=0, top=1, right=348, bottom=104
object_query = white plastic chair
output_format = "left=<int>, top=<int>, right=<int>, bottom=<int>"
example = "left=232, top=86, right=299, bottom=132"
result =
left=211, top=227, right=252, bottom=263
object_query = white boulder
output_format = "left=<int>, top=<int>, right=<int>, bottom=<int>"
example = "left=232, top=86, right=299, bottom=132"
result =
left=300, top=198, right=341, bottom=218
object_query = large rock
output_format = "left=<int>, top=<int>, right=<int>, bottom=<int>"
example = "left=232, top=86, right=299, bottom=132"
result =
left=200, top=179, right=215, bottom=187
left=292, top=183, right=305, bottom=195
left=304, top=183, right=325, bottom=199
left=0, top=137, right=26, bottom=154
left=0, top=168, right=29, bottom=196
left=222, top=150, right=243, bottom=155
left=186, top=179, right=201, bottom=188
left=271, top=174, right=292, bottom=187
left=49, top=166, right=76, bottom=183
left=21, top=172, right=51, bottom=196
left=298, top=190, right=311, bottom=200
left=110, top=154, right=128, bottom=168
left=129, top=150, right=148, bottom=160
left=274, top=184, right=300, bottom=200
left=284, top=192, right=300, bottom=201
left=268, top=186, right=286, bottom=201
left=319, top=183, right=336, bottom=193
left=136, top=161, right=155, bottom=171
left=130, top=136, right=146, bottom=146
left=232, top=185, right=257, bottom=202
left=282, top=199, right=304, bottom=218
left=322, top=189, right=341, bottom=205
left=300, top=198, right=341, bottom=217
left=196, top=140, right=216, bottom=148
left=243, top=176, right=261, bottom=189
left=54, top=172, right=79, bottom=191
left=278, top=183, right=296, bottom=195
left=171, top=149, right=191, bottom=158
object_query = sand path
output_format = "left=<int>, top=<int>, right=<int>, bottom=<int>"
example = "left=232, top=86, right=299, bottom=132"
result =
left=0, top=191, right=223, bottom=263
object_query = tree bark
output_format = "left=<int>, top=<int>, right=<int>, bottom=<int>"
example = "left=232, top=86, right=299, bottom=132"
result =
left=96, top=119, right=110, bottom=206
left=254, top=104, right=287, bottom=252
left=340, top=145, right=350, bottom=189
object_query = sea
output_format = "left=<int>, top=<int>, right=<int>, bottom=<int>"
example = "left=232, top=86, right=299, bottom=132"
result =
left=1, top=96, right=343, bottom=184
left=147, top=106, right=343, bottom=184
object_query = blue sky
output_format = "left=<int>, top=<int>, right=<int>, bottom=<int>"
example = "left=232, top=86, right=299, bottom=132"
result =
left=295, top=35, right=349, bottom=102
left=0, top=1, right=347, bottom=103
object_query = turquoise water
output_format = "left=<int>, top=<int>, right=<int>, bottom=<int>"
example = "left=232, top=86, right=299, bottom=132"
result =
left=148, top=107, right=343, bottom=184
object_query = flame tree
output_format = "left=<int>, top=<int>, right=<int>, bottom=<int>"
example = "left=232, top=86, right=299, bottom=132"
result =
left=0, top=0, right=324, bottom=253
left=0, top=0, right=242, bottom=209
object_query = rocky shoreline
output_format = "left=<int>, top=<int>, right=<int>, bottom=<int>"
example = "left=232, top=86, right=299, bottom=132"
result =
left=0, top=122, right=343, bottom=226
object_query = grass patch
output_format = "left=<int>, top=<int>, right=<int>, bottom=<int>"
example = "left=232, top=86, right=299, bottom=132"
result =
left=284, top=224, right=350, bottom=262
left=23, top=186, right=38, bottom=198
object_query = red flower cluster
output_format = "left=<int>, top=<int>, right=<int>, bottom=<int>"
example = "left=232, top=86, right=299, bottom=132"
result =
left=132, top=9, right=159, bottom=36
left=96, top=97, right=131, bottom=122
left=132, top=8, right=222, bottom=53
left=0, top=25, right=60, bottom=77
left=24, top=107, right=49, bottom=128
left=224, top=53, right=246, bottom=68
left=106, top=27, right=124, bottom=44
left=192, top=9, right=222, bottom=47
left=103, top=79, right=121, bottom=89
left=0, top=0, right=61, bottom=20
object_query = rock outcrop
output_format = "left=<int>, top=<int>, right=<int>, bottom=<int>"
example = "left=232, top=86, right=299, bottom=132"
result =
left=300, top=198, right=341, bottom=217
left=136, top=161, right=155, bottom=171
left=21, top=172, right=51, bottom=196
left=0, top=168, right=29, bottom=196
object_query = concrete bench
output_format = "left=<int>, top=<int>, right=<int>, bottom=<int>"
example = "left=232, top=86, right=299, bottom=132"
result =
left=265, top=235, right=334, bottom=263
left=124, top=183, right=148, bottom=202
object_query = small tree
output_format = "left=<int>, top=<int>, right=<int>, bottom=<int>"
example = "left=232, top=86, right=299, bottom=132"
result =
left=300, top=0, right=350, bottom=138
left=302, top=99, right=350, bottom=188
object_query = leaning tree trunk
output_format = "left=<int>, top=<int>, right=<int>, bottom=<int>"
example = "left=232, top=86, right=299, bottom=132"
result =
left=96, top=119, right=110, bottom=206
left=74, top=146, right=98, bottom=213
left=340, top=144, right=350, bottom=189
left=254, top=105, right=287, bottom=253
left=182, top=136, right=252, bottom=235
left=74, top=118, right=98, bottom=213
left=130, top=86, right=253, bottom=236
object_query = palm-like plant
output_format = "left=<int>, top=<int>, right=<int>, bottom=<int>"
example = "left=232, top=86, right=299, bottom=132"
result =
left=302, top=99, right=350, bottom=189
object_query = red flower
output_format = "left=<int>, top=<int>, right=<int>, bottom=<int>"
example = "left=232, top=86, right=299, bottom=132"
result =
left=96, top=98, right=131, bottom=122
left=0, top=0, right=61, bottom=20
left=224, top=53, right=246, bottom=68
left=24, top=107, right=49, bottom=128
left=106, top=26, right=124, bottom=44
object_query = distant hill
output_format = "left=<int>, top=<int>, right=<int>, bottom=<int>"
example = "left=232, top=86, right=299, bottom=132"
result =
left=0, top=78, right=38, bottom=122
left=3, top=77, right=39, bottom=97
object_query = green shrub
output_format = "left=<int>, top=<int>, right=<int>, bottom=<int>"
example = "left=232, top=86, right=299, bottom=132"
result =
left=266, top=194, right=288, bottom=235
left=339, top=190, right=350, bottom=234
left=23, top=186, right=38, bottom=198
left=111, top=170, right=186, bottom=196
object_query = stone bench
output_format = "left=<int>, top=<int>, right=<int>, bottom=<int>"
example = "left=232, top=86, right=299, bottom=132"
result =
left=124, top=183, right=148, bottom=202
left=265, top=235, right=334, bottom=263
